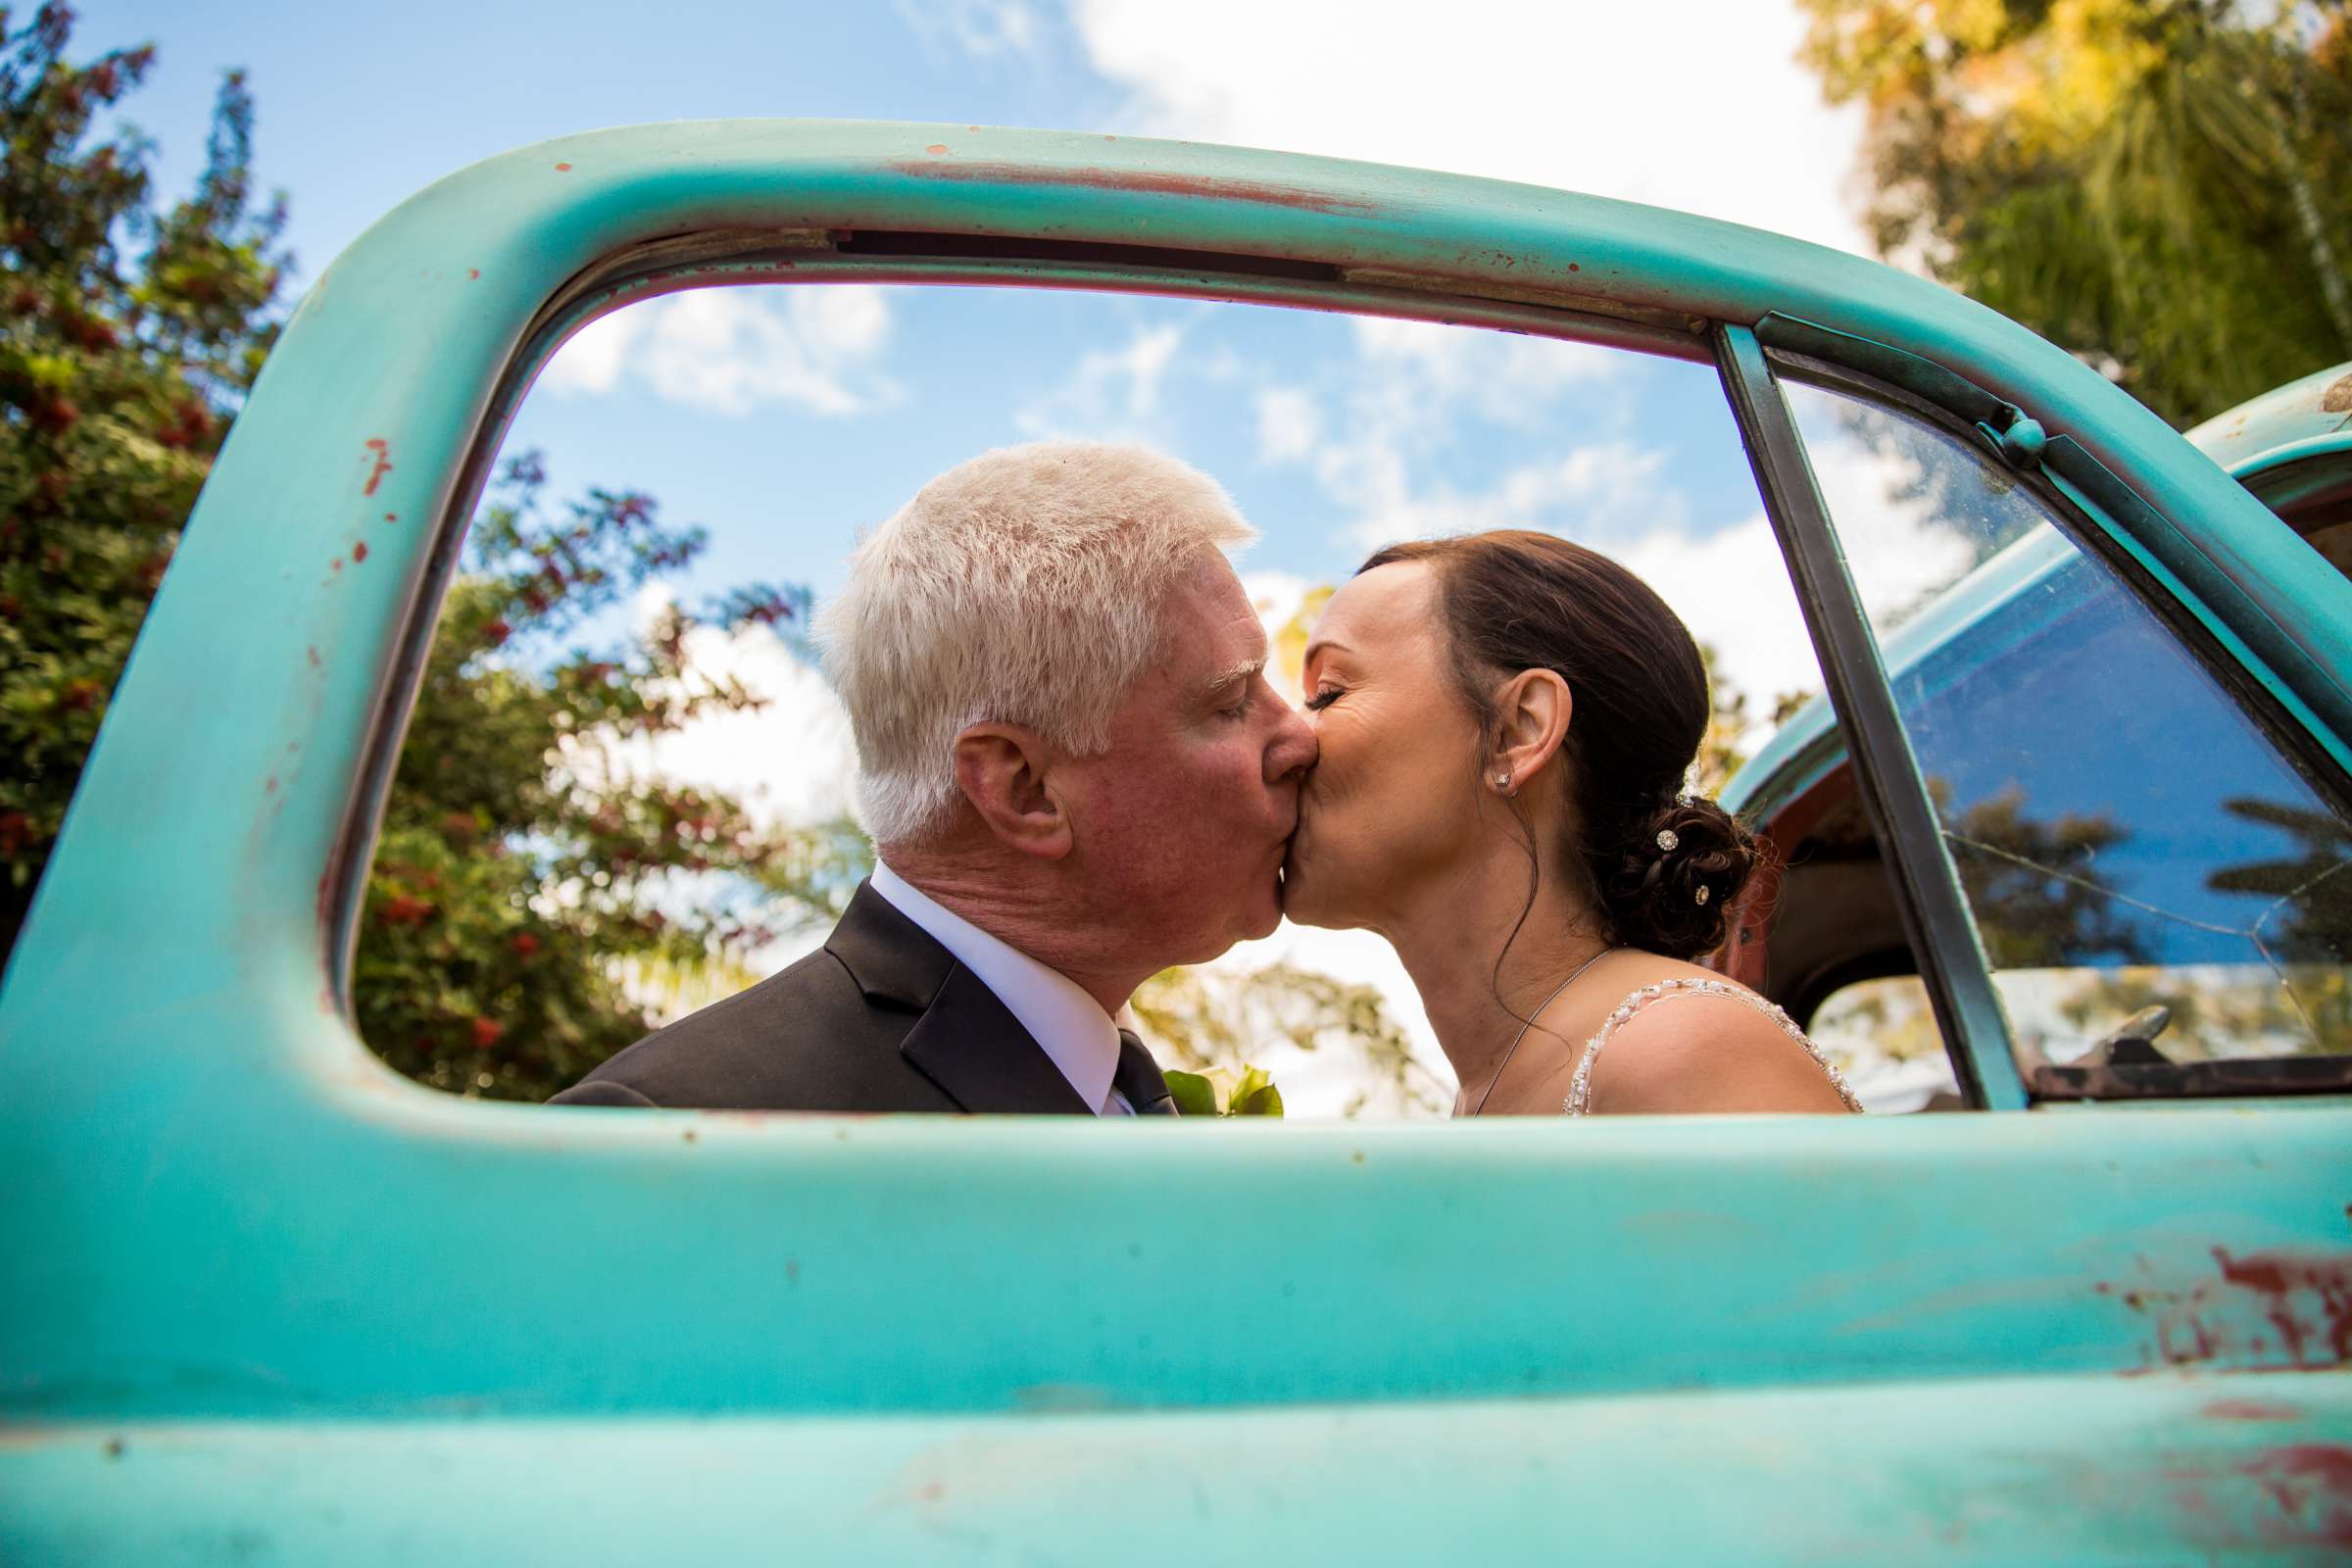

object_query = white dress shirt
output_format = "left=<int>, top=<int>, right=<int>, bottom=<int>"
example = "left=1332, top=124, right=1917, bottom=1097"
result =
left=869, top=863, right=1134, bottom=1116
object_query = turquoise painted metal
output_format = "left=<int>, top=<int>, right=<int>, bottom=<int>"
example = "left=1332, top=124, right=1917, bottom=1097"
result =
left=3, top=122, right=2349, bottom=1562
left=2185, top=360, right=2352, bottom=485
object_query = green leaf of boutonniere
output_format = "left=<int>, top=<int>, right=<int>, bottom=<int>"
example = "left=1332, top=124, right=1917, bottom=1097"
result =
left=1161, top=1066, right=1285, bottom=1117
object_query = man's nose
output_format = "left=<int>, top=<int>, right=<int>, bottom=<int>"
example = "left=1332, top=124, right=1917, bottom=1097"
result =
left=1265, top=693, right=1318, bottom=784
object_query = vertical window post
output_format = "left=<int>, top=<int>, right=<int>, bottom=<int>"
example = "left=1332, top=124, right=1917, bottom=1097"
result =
left=1713, top=323, right=2028, bottom=1111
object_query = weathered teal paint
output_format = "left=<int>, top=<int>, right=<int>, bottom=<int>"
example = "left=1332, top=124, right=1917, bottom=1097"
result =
left=3, top=122, right=2348, bottom=1561
left=2185, top=360, right=2352, bottom=482
left=8, top=1373, right=2351, bottom=1564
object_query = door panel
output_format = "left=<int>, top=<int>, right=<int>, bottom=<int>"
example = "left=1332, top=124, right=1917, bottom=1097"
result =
left=3, top=121, right=2346, bottom=1562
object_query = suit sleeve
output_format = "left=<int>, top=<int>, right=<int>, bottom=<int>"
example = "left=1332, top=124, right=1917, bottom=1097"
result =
left=547, top=1077, right=662, bottom=1108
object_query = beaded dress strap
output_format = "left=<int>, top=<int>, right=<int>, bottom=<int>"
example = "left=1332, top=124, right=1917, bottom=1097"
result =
left=1565, top=977, right=1864, bottom=1116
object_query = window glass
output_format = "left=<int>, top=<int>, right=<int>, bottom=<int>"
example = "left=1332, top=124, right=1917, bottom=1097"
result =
left=1804, top=974, right=1960, bottom=1111
left=1785, top=381, right=2352, bottom=1074
left=361, top=281, right=1820, bottom=1114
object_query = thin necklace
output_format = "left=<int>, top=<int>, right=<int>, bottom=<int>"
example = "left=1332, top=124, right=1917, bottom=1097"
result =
left=1469, top=948, right=1613, bottom=1117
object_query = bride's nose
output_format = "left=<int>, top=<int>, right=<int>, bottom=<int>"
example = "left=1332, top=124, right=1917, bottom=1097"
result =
left=1266, top=699, right=1318, bottom=784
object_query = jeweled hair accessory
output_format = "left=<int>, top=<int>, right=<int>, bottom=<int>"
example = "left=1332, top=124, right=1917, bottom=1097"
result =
left=1694, top=884, right=1712, bottom=906
left=1655, top=828, right=1680, bottom=852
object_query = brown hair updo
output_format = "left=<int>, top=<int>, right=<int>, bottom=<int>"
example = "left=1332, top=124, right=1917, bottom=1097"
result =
left=1358, top=529, right=1762, bottom=961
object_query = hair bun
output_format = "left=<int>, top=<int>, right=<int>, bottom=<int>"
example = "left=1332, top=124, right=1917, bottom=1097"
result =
left=1598, top=795, right=1763, bottom=961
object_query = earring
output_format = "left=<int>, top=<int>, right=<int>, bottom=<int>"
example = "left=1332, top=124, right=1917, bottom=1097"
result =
left=1494, top=771, right=1513, bottom=795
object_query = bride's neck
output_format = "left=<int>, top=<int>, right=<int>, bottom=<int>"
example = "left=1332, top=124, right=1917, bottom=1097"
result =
left=1382, top=857, right=1610, bottom=1110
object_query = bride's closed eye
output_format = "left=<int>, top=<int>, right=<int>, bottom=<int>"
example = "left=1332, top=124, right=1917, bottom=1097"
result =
left=1304, top=686, right=1347, bottom=712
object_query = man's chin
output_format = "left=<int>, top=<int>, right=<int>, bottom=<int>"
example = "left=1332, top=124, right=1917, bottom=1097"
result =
left=1274, top=856, right=1327, bottom=930
left=1241, top=874, right=1286, bottom=941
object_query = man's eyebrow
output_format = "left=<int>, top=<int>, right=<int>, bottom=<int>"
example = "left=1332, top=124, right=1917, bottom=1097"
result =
left=1197, top=656, right=1265, bottom=701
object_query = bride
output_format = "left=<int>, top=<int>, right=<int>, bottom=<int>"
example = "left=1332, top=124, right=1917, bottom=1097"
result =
left=1282, top=530, right=1861, bottom=1118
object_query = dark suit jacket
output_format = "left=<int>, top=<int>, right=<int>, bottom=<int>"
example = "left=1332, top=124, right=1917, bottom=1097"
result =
left=550, top=880, right=1099, bottom=1113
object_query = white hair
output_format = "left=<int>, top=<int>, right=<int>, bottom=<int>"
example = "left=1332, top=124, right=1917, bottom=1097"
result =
left=815, top=440, right=1257, bottom=848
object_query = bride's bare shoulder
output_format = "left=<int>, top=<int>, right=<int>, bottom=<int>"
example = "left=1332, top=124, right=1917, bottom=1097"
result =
left=1578, top=961, right=1854, bottom=1115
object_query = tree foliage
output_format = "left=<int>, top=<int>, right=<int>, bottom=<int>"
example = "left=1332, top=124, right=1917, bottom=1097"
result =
left=1133, top=958, right=1444, bottom=1117
left=0, top=3, right=287, bottom=948
left=0, top=8, right=861, bottom=1101
left=1693, top=641, right=1811, bottom=796
left=1942, top=783, right=2150, bottom=969
left=359, top=455, right=866, bottom=1100
left=1799, top=0, right=2352, bottom=426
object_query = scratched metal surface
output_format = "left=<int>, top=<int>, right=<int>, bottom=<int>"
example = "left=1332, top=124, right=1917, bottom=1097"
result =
left=7, top=1374, right=2352, bottom=1563
left=2, top=120, right=2348, bottom=1560
left=2184, top=359, right=2352, bottom=482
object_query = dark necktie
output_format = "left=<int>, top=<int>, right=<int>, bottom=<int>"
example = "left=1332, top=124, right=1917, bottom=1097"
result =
left=1113, top=1029, right=1178, bottom=1116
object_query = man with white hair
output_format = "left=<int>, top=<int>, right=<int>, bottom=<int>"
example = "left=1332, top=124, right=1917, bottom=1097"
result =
left=553, top=441, right=1316, bottom=1114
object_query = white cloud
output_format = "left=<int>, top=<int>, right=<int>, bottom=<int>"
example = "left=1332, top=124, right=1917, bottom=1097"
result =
left=1339, top=440, right=1683, bottom=553
left=1805, top=428, right=1981, bottom=628
left=1241, top=568, right=1313, bottom=622
left=1015, top=319, right=1188, bottom=438
left=1253, top=386, right=1322, bottom=463
left=1351, top=316, right=1617, bottom=421
left=1616, top=511, right=1822, bottom=721
left=897, top=0, right=1043, bottom=59
left=1061, top=0, right=1867, bottom=255
left=540, top=285, right=900, bottom=416
left=1243, top=307, right=1649, bottom=554
left=581, top=584, right=861, bottom=830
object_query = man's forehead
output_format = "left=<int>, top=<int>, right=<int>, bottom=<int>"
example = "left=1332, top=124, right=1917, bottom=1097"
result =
left=1165, top=556, right=1261, bottom=638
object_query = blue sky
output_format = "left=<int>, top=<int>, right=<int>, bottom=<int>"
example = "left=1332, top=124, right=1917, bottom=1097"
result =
left=80, top=0, right=1865, bottom=650
left=78, top=1, right=1917, bottom=1110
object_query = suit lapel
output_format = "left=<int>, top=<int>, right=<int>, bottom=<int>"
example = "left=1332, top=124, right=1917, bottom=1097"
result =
left=825, top=881, right=953, bottom=1009
left=825, top=880, right=1093, bottom=1115
left=900, top=962, right=1093, bottom=1115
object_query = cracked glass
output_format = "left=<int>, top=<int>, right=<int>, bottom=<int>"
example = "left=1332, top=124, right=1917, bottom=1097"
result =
left=1785, top=381, right=2352, bottom=1075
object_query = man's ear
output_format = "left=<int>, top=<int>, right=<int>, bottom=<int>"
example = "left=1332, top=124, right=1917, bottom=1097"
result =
left=1492, top=668, right=1572, bottom=793
left=954, top=722, right=1075, bottom=860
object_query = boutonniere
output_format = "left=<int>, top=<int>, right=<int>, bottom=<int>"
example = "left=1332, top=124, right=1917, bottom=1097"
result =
left=1164, top=1064, right=1284, bottom=1117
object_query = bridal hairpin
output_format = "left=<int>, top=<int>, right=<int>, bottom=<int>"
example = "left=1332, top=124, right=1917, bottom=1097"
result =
left=1655, top=828, right=1679, bottom=852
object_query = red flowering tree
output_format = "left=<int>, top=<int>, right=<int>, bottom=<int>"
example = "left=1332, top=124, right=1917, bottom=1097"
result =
left=0, top=5, right=285, bottom=947
left=357, top=452, right=865, bottom=1101
left=0, top=9, right=860, bottom=1100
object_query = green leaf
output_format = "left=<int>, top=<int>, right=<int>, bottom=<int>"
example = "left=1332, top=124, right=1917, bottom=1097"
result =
left=1163, top=1069, right=1221, bottom=1117
left=1229, top=1081, right=1285, bottom=1118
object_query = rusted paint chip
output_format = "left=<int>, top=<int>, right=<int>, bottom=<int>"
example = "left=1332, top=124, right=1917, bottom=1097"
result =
left=2242, top=1445, right=2352, bottom=1547
left=2213, top=1247, right=2352, bottom=1366
left=361, top=437, right=392, bottom=497
left=924, top=144, right=949, bottom=156
left=2322, top=372, right=2352, bottom=414
left=2205, top=1396, right=2302, bottom=1422
left=886, top=158, right=1384, bottom=218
